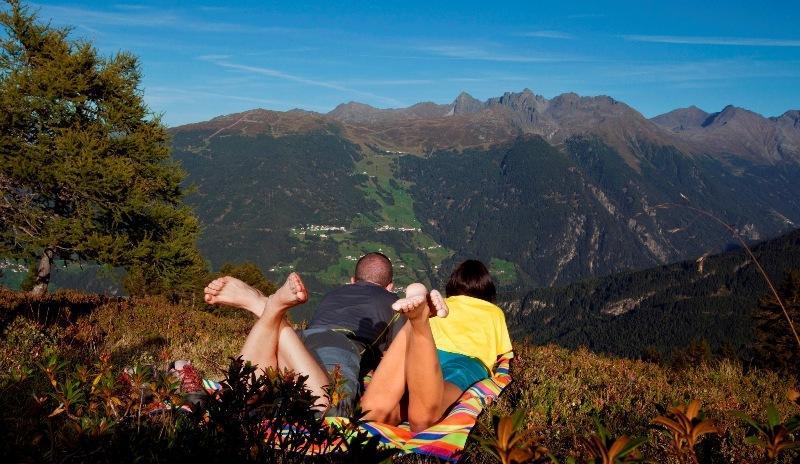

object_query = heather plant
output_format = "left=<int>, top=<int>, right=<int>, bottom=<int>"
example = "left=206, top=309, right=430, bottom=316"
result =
left=734, top=402, right=800, bottom=462
left=464, top=343, right=798, bottom=463
left=578, top=416, right=646, bottom=464
left=650, top=400, right=717, bottom=463
left=2, top=347, right=398, bottom=463
left=477, top=410, right=551, bottom=464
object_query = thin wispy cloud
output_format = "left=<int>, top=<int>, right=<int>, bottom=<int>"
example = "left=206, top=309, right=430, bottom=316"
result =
left=522, top=30, right=575, bottom=40
left=199, top=56, right=403, bottom=105
left=421, top=45, right=583, bottom=63
left=244, top=47, right=319, bottom=56
left=112, top=4, right=149, bottom=11
left=333, top=75, right=529, bottom=86
left=197, top=54, right=232, bottom=61
left=197, top=6, right=232, bottom=13
left=34, top=4, right=302, bottom=34
left=33, top=4, right=174, bottom=27
left=624, top=35, right=800, bottom=47
left=335, top=78, right=435, bottom=86
left=567, top=13, right=606, bottom=19
left=600, top=59, right=800, bottom=83
left=146, top=87, right=288, bottom=106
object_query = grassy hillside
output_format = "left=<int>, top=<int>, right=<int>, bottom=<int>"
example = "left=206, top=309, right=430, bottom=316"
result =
left=1, top=289, right=798, bottom=462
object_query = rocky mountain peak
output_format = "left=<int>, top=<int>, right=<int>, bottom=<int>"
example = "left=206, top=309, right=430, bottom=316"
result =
left=651, top=105, right=710, bottom=131
left=486, top=89, right=549, bottom=115
left=777, top=110, right=800, bottom=127
left=701, top=105, right=760, bottom=128
left=176, top=90, right=800, bottom=166
left=450, top=91, right=484, bottom=115
left=327, top=101, right=380, bottom=121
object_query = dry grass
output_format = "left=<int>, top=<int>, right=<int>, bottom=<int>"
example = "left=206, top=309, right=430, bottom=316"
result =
left=460, top=343, right=799, bottom=463
left=88, top=297, right=253, bottom=376
left=0, top=287, right=254, bottom=377
left=2, top=288, right=798, bottom=462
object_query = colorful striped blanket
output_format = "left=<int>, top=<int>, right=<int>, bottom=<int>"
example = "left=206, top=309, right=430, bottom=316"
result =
left=201, top=352, right=513, bottom=462
left=327, top=351, right=513, bottom=462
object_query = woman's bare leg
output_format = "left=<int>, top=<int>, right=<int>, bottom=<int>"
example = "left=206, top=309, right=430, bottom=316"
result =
left=393, top=286, right=460, bottom=432
left=360, top=322, right=410, bottom=423
left=360, top=283, right=434, bottom=423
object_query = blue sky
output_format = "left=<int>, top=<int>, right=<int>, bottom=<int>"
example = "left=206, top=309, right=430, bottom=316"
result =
left=30, top=1, right=800, bottom=126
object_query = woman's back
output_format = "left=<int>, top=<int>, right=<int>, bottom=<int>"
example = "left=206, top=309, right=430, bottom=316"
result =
left=429, top=294, right=512, bottom=372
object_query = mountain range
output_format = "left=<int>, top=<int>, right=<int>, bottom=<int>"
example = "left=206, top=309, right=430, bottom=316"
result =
left=329, top=88, right=800, bottom=165
left=170, top=89, right=800, bottom=297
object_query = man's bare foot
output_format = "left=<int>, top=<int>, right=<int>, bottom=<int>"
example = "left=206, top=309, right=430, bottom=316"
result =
left=204, top=276, right=267, bottom=316
left=263, top=272, right=308, bottom=318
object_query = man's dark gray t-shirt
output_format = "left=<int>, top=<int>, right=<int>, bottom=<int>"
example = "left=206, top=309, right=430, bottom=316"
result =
left=303, top=280, right=400, bottom=415
left=308, top=280, right=399, bottom=352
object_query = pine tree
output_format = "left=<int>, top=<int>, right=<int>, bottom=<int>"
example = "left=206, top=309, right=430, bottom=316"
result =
left=0, top=0, right=207, bottom=298
left=752, top=270, right=800, bottom=377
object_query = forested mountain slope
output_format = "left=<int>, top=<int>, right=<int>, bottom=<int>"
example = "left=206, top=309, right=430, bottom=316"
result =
left=169, top=90, right=800, bottom=295
left=506, top=228, right=800, bottom=357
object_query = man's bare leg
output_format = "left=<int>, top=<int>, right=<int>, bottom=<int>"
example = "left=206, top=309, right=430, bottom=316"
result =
left=206, top=274, right=333, bottom=410
left=392, top=285, right=459, bottom=432
left=273, top=318, right=332, bottom=405
left=204, top=275, right=268, bottom=316
left=238, top=273, right=306, bottom=370
left=360, top=283, right=429, bottom=423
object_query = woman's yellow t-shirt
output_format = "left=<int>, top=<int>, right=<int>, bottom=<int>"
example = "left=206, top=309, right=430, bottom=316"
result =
left=429, top=295, right=513, bottom=371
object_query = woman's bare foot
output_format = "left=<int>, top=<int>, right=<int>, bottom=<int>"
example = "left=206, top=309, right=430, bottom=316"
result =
left=405, top=282, right=428, bottom=298
left=204, top=276, right=267, bottom=316
left=392, top=294, right=430, bottom=321
left=263, top=272, right=308, bottom=319
left=429, top=290, right=449, bottom=318
left=394, top=283, right=448, bottom=319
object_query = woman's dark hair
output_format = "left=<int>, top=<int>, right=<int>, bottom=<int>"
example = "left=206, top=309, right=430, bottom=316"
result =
left=445, top=259, right=496, bottom=303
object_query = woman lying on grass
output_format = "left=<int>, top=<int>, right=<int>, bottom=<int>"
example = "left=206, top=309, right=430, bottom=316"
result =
left=360, top=259, right=513, bottom=431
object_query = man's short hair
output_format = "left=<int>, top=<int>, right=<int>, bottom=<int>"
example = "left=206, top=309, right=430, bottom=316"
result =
left=354, top=252, right=393, bottom=287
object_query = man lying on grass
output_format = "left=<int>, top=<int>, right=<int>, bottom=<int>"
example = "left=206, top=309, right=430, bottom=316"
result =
left=207, top=256, right=512, bottom=433
left=203, top=252, right=400, bottom=415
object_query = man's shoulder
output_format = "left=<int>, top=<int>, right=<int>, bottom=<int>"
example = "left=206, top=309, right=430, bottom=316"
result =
left=316, top=282, right=397, bottom=312
left=327, top=281, right=398, bottom=299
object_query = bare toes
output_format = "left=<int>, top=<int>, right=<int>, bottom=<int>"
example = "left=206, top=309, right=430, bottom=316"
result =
left=430, top=290, right=449, bottom=318
left=392, top=295, right=425, bottom=313
left=289, top=273, right=308, bottom=303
